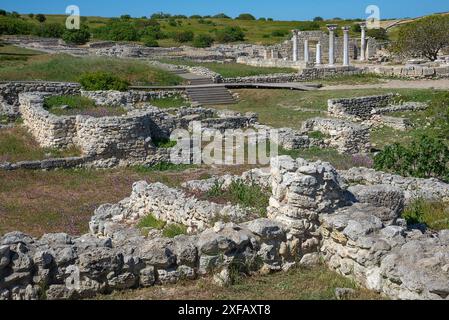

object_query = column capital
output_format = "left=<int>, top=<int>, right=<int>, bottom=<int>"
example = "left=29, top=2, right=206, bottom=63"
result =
left=342, top=26, right=350, bottom=32
left=359, top=22, right=367, bottom=30
left=326, top=24, right=338, bottom=31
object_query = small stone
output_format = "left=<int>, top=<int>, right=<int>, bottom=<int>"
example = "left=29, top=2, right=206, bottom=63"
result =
left=335, top=287, right=356, bottom=300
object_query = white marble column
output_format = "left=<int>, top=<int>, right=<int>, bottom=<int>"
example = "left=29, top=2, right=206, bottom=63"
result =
left=316, top=42, right=322, bottom=66
left=304, top=39, right=309, bottom=63
left=360, top=23, right=367, bottom=61
left=292, top=30, right=298, bottom=62
left=327, top=24, right=337, bottom=66
left=342, top=26, right=350, bottom=66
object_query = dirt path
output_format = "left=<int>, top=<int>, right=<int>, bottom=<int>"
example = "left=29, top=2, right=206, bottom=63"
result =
left=320, top=79, right=449, bottom=91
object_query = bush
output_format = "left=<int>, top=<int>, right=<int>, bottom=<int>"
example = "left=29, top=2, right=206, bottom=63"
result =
left=213, top=13, right=230, bottom=19
left=351, top=24, right=362, bottom=33
left=62, top=26, right=91, bottom=44
left=236, top=13, right=256, bottom=20
left=228, top=180, right=269, bottom=217
left=120, top=14, right=131, bottom=20
left=172, top=30, right=194, bottom=43
left=192, top=34, right=214, bottom=48
left=271, top=30, right=289, bottom=37
left=150, top=12, right=171, bottom=19
left=313, top=16, right=324, bottom=22
left=0, top=10, right=7, bottom=16
left=35, top=14, right=46, bottom=23
left=137, top=213, right=166, bottom=230
left=0, top=17, right=34, bottom=35
left=33, top=23, right=65, bottom=38
left=215, top=26, right=245, bottom=43
left=258, top=17, right=266, bottom=21
left=78, top=72, right=129, bottom=91
left=142, top=36, right=159, bottom=47
left=366, top=28, right=389, bottom=41
left=189, top=15, right=202, bottom=19
left=93, top=20, right=140, bottom=41
left=374, top=135, right=449, bottom=181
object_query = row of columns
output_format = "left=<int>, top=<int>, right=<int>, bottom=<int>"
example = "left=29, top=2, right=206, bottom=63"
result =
left=292, top=23, right=367, bottom=67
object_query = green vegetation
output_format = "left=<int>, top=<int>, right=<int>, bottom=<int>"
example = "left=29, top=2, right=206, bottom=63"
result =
left=192, top=34, right=214, bottom=48
left=78, top=72, right=129, bottom=91
left=374, top=135, right=449, bottom=182
left=0, top=53, right=183, bottom=85
left=133, top=162, right=196, bottom=173
left=152, top=138, right=177, bottom=148
left=100, top=264, right=381, bottom=300
left=43, top=95, right=126, bottom=117
left=162, top=223, right=188, bottom=238
left=0, top=126, right=81, bottom=163
left=61, top=26, right=91, bottom=44
left=137, top=213, right=187, bottom=238
left=159, top=58, right=296, bottom=78
left=137, top=213, right=166, bottom=230
left=392, top=14, right=449, bottom=61
left=402, top=199, right=449, bottom=230
left=206, top=180, right=269, bottom=217
left=148, top=95, right=190, bottom=108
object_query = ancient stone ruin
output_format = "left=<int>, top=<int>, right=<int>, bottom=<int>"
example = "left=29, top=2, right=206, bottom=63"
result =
left=2, top=156, right=449, bottom=300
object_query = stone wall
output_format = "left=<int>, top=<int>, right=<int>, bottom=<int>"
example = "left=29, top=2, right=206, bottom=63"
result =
left=340, top=167, right=449, bottom=204
left=0, top=81, right=80, bottom=116
left=224, top=65, right=363, bottom=83
left=368, top=65, right=449, bottom=78
left=302, top=117, right=371, bottom=154
left=328, top=94, right=395, bottom=121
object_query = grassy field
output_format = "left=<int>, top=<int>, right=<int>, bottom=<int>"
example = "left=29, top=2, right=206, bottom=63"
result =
left=44, top=95, right=127, bottom=117
left=0, top=126, right=81, bottom=163
left=159, top=58, right=297, bottom=78
left=214, top=88, right=448, bottom=149
left=0, top=45, right=183, bottom=85
left=0, top=165, right=253, bottom=237
left=99, top=265, right=382, bottom=300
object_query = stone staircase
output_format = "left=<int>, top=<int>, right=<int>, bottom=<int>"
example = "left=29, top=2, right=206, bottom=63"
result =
left=186, top=85, right=236, bottom=106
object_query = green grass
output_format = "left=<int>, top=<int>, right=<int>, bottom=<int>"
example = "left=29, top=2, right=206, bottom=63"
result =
left=0, top=126, right=81, bottom=163
left=44, top=95, right=126, bottom=117
left=159, top=58, right=297, bottom=78
left=133, top=162, right=197, bottom=173
left=152, top=138, right=177, bottom=148
left=0, top=53, right=183, bottom=85
left=0, top=43, right=44, bottom=68
left=148, top=95, right=190, bottom=108
left=137, top=213, right=166, bottom=230
left=163, top=223, right=188, bottom=238
left=205, top=180, right=269, bottom=217
left=402, top=199, right=449, bottom=230
left=319, top=73, right=390, bottom=85
left=99, top=264, right=382, bottom=300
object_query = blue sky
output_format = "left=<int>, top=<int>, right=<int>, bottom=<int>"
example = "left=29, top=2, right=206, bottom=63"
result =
left=1, top=0, right=448, bottom=20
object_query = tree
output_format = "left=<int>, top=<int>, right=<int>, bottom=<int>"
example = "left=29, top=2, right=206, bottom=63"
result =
left=34, top=23, right=65, bottom=38
left=351, top=24, right=362, bottom=33
left=28, top=13, right=34, bottom=18
left=35, top=14, right=46, bottom=23
left=0, top=10, right=7, bottom=16
left=313, top=16, right=324, bottom=22
left=192, top=34, right=214, bottom=48
left=213, top=13, right=230, bottom=19
left=236, top=13, right=255, bottom=20
left=393, top=15, right=449, bottom=61
left=297, top=21, right=320, bottom=31
left=62, top=26, right=91, bottom=44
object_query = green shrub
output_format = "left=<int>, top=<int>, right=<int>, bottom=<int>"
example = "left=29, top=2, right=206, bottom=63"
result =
left=33, top=23, right=65, bottom=38
left=193, top=34, right=214, bottom=48
left=0, top=16, right=34, bottom=35
left=163, top=223, right=187, bottom=238
left=215, top=26, right=245, bottom=43
left=236, top=13, right=256, bottom=20
left=213, top=13, right=231, bottom=19
left=172, top=30, right=194, bottom=43
left=207, top=180, right=224, bottom=197
left=313, top=16, right=324, bottom=22
left=152, top=138, right=177, bottom=148
left=93, top=20, right=140, bottom=41
left=78, top=72, right=129, bottom=91
left=35, top=14, right=46, bottom=23
left=402, top=199, right=449, bottom=230
left=374, top=135, right=449, bottom=181
left=133, top=162, right=195, bottom=172
left=366, top=28, right=389, bottom=41
left=271, top=30, right=289, bottom=37
left=0, top=10, right=7, bottom=16
left=137, top=213, right=166, bottom=230
left=62, top=26, right=91, bottom=44
left=142, top=36, right=159, bottom=47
